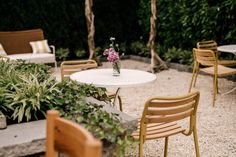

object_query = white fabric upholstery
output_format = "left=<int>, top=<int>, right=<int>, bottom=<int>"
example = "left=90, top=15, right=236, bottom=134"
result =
left=8, top=53, right=56, bottom=64
left=0, top=43, right=7, bottom=56
left=30, top=40, right=51, bottom=54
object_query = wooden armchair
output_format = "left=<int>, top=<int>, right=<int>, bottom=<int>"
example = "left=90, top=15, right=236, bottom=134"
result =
left=189, top=48, right=236, bottom=106
left=46, top=110, right=102, bottom=157
left=60, top=60, right=123, bottom=111
left=132, top=91, right=200, bottom=157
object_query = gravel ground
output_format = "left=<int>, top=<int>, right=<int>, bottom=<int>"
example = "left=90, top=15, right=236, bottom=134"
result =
left=54, top=59, right=236, bottom=157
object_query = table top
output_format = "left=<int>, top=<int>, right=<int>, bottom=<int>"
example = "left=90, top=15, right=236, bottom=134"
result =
left=217, top=44, right=236, bottom=54
left=70, top=69, right=157, bottom=88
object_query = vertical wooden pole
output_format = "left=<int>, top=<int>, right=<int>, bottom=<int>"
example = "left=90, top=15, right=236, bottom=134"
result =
left=147, top=0, right=168, bottom=72
left=85, top=0, right=101, bottom=65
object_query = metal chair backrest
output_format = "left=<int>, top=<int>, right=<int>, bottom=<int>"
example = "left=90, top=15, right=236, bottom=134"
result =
left=193, top=48, right=217, bottom=66
left=60, top=60, right=98, bottom=80
left=197, top=40, right=218, bottom=53
left=141, top=91, right=200, bottom=126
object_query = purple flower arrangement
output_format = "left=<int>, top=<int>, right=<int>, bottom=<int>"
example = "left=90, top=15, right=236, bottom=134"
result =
left=103, top=37, right=122, bottom=76
left=103, top=48, right=120, bottom=63
left=103, top=37, right=120, bottom=63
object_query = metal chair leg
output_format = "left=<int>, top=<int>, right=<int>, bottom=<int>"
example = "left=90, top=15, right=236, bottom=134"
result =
left=164, top=137, right=169, bottom=157
left=138, top=136, right=144, bottom=157
left=193, top=127, right=200, bottom=157
left=118, top=95, right=123, bottom=111
left=212, top=74, right=217, bottom=107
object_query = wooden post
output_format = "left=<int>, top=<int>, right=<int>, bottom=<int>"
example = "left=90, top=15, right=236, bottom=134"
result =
left=147, top=0, right=168, bottom=72
left=85, top=0, right=101, bottom=65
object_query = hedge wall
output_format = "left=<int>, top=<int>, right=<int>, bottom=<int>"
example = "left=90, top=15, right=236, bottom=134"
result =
left=0, top=0, right=140, bottom=54
left=0, top=0, right=235, bottom=58
left=138, top=0, right=236, bottom=50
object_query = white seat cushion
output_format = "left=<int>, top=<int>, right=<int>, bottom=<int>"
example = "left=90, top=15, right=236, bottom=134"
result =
left=0, top=43, right=7, bottom=56
left=8, top=53, right=56, bottom=64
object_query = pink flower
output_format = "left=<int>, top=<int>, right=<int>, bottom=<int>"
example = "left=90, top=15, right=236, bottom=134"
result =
left=103, top=48, right=120, bottom=63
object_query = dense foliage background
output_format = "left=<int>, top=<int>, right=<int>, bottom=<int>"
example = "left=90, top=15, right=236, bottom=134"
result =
left=0, top=0, right=235, bottom=62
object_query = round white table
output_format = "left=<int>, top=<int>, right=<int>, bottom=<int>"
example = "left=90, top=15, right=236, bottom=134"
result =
left=70, top=69, right=157, bottom=107
left=217, top=44, right=236, bottom=55
left=70, top=69, right=157, bottom=88
left=217, top=44, right=236, bottom=95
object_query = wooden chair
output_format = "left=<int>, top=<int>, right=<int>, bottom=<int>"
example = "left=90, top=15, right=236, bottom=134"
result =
left=132, top=91, right=200, bottom=157
left=189, top=48, right=236, bottom=106
left=60, top=60, right=123, bottom=111
left=197, top=40, right=236, bottom=67
left=46, top=110, right=102, bottom=157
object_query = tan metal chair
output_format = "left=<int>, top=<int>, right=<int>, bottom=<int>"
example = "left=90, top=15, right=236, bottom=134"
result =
left=46, top=110, right=102, bottom=157
left=60, top=60, right=123, bottom=111
left=61, top=60, right=98, bottom=79
left=189, top=48, right=236, bottom=106
left=132, top=91, right=200, bottom=157
left=197, top=40, right=236, bottom=67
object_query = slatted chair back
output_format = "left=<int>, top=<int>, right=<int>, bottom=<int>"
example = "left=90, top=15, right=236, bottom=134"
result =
left=197, top=40, right=218, bottom=53
left=60, top=60, right=97, bottom=80
left=141, top=91, right=200, bottom=125
left=134, top=91, right=200, bottom=157
left=197, top=40, right=236, bottom=67
left=46, top=110, right=102, bottom=157
left=193, top=48, right=217, bottom=66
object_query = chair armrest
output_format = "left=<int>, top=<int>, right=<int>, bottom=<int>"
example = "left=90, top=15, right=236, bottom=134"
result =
left=49, top=45, right=55, bottom=54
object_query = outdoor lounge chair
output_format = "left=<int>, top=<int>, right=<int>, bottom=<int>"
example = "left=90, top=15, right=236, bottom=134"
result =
left=60, top=60, right=123, bottom=111
left=189, top=48, right=236, bottom=106
left=132, top=91, right=200, bottom=157
left=45, top=110, right=102, bottom=157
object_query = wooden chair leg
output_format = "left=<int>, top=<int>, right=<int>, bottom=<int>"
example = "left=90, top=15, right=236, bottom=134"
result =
left=118, top=95, right=123, bottom=111
left=164, top=136, right=169, bottom=157
left=193, top=127, right=200, bottom=157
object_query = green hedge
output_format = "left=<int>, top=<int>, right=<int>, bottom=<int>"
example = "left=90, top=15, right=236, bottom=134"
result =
left=0, top=0, right=140, bottom=56
left=138, top=0, right=236, bottom=50
left=0, top=0, right=235, bottom=62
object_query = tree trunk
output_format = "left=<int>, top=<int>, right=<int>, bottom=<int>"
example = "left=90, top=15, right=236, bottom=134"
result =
left=147, top=0, right=168, bottom=73
left=85, top=0, right=101, bottom=65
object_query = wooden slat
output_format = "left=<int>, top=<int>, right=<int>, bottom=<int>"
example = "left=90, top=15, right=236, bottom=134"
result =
left=148, top=96, right=196, bottom=107
left=147, top=101, right=195, bottom=115
left=133, top=122, right=178, bottom=136
left=136, top=122, right=176, bottom=131
left=46, top=110, right=102, bottom=157
left=146, top=108, right=194, bottom=123
left=61, top=64, right=97, bottom=70
left=146, top=125, right=181, bottom=135
left=197, top=56, right=215, bottom=61
left=146, top=127, right=185, bottom=139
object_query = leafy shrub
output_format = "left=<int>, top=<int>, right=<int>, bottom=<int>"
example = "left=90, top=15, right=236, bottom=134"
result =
left=0, top=60, right=133, bottom=157
left=75, top=49, right=87, bottom=58
left=56, top=48, right=70, bottom=61
left=130, top=41, right=150, bottom=57
left=163, top=47, right=193, bottom=65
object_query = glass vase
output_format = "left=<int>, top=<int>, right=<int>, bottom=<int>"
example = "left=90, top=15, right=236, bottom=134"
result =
left=112, top=61, right=121, bottom=76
